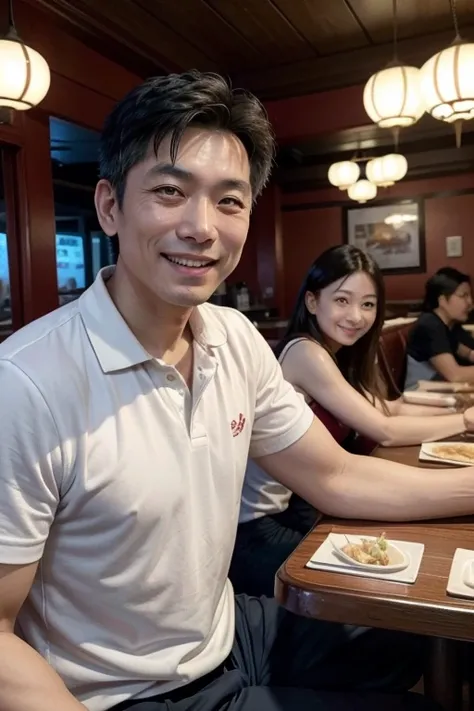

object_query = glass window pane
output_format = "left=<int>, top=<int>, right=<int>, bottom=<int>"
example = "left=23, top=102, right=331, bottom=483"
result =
left=0, top=164, right=12, bottom=338
left=50, top=118, right=116, bottom=306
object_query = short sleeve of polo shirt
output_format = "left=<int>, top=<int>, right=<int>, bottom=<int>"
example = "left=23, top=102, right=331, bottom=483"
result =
left=0, top=359, right=61, bottom=565
left=407, top=313, right=454, bottom=361
left=245, top=324, right=314, bottom=459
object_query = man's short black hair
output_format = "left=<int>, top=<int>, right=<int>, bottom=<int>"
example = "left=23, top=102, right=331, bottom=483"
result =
left=99, top=70, right=275, bottom=206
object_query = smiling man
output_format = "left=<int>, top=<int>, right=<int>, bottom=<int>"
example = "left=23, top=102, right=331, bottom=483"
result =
left=0, top=71, right=463, bottom=711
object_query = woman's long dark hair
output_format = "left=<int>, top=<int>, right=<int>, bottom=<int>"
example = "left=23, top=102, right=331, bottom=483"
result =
left=422, top=267, right=470, bottom=312
left=275, top=245, right=387, bottom=405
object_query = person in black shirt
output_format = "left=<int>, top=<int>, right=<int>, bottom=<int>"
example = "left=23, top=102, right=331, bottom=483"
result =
left=405, top=267, right=474, bottom=388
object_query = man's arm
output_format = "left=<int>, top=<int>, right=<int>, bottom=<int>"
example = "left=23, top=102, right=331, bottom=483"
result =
left=247, top=323, right=474, bottom=522
left=458, top=342, right=474, bottom=364
left=0, top=360, right=84, bottom=710
left=256, top=417, right=474, bottom=521
left=430, top=352, right=474, bottom=382
left=0, top=563, right=85, bottom=711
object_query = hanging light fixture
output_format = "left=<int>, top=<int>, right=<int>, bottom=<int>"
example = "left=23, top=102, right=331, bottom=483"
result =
left=328, top=160, right=360, bottom=190
left=363, top=0, right=424, bottom=132
left=366, top=153, right=408, bottom=187
left=420, top=0, right=474, bottom=147
left=0, top=0, right=50, bottom=118
left=348, top=180, right=377, bottom=203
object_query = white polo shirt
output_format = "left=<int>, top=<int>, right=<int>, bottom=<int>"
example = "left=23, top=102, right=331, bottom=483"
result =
left=239, top=339, right=311, bottom=523
left=0, top=267, right=313, bottom=711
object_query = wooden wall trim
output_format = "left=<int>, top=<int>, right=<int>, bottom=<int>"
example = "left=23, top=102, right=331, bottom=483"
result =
left=21, top=111, right=59, bottom=322
left=2, top=146, right=24, bottom=332
left=282, top=187, right=474, bottom=212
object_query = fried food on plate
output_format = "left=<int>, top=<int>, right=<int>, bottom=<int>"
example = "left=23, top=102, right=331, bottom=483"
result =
left=432, top=444, right=474, bottom=464
left=341, top=533, right=390, bottom=566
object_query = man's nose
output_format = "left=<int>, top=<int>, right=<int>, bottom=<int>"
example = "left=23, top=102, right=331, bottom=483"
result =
left=177, top=197, right=218, bottom=243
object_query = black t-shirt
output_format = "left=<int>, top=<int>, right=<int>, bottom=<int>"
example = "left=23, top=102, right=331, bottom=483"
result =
left=407, top=311, right=474, bottom=363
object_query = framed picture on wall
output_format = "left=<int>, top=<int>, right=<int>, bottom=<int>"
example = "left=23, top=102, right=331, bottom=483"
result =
left=343, top=198, right=426, bottom=275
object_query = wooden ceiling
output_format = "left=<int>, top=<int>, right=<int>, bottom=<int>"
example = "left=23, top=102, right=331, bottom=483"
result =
left=30, top=0, right=474, bottom=192
left=33, top=0, right=474, bottom=99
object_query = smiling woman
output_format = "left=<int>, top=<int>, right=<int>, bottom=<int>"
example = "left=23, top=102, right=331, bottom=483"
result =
left=230, top=245, right=474, bottom=598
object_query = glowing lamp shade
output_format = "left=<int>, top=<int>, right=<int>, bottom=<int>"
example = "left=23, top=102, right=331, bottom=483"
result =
left=328, top=160, right=360, bottom=190
left=420, top=43, right=474, bottom=123
left=366, top=153, right=408, bottom=187
left=363, top=65, right=424, bottom=128
left=347, top=180, right=377, bottom=203
left=0, top=37, right=50, bottom=110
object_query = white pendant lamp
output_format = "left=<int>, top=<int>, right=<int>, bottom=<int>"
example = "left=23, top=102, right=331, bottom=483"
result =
left=363, top=65, right=424, bottom=129
left=363, top=0, right=424, bottom=130
left=366, top=153, right=408, bottom=187
left=348, top=180, right=377, bottom=203
left=420, top=0, right=474, bottom=148
left=0, top=0, right=50, bottom=114
left=328, top=160, right=360, bottom=190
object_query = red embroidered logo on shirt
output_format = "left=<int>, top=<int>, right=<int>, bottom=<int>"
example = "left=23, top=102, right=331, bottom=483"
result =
left=231, top=414, right=246, bottom=437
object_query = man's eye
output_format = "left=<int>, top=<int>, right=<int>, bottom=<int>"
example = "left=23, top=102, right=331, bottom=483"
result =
left=154, top=186, right=181, bottom=197
left=220, top=197, right=245, bottom=208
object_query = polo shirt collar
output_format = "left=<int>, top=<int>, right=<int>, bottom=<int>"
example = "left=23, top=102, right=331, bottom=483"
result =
left=79, top=267, right=227, bottom=373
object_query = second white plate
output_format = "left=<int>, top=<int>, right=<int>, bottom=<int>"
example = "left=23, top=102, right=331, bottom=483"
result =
left=419, top=442, right=474, bottom=467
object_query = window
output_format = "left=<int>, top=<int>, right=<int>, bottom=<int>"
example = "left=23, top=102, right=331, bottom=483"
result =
left=0, top=154, right=13, bottom=338
left=50, top=118, right=116, bottom=304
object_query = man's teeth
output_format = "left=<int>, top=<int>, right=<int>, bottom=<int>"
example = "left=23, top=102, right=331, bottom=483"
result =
left=166, top=255, right=213, bottom=268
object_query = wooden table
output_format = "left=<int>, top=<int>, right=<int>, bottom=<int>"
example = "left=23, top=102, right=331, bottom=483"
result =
left=276, top=439, right=474, bottom=709
left=276, top=519, right=474, bottom=710
left=374, top=442, right=436, bottom=467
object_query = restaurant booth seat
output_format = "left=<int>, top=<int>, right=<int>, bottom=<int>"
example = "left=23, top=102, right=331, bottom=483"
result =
left=378, top=323, right=413, bottom=400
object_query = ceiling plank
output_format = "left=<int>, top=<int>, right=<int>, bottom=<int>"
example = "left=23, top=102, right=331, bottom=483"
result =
left=233, top=25, right=474, bottom=98
left=284, top=115, right=474, bottom=156
left=33, top=0, right=217, bottom=72
left=271, top=0, right=371, bottom=54
left=348, top=0, right=474, bottom=44
left=135, top=0, right=262, bottom=70
left=204, top=0, right=317, bottom=65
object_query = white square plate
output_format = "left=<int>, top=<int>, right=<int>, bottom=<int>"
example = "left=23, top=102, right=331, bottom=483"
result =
left=306, top=533, right=424, bottom=584
left=419, top=442, right=474, bottom=467
left=447, top=548, right=474, bottom=600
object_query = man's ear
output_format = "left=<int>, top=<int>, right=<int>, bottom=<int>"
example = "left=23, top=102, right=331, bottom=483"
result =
left=438, top=294, right=447, bottom=310
left=95, top=179, right=120, bottom=236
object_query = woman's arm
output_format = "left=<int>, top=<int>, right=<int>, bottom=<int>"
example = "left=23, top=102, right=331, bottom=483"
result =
left=379, top=398, right=455, bottom=416
left=282, top=340, right=469, bottom=446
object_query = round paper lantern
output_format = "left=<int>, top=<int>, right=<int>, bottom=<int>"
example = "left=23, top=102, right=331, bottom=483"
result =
left=420, top=42, right=474, bottom=124
left=363, top=65, right=425, bottom=128
left=366, top=153, right=408, bottom=187
left=347, top=180, right=377, bottom=203
left=0, top=36, right=50, bottom=110
left=328, top=161, right=360, bottom=190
